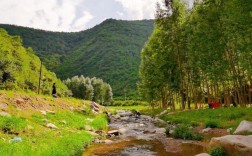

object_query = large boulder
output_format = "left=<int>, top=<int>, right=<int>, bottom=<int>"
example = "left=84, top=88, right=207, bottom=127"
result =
left=210, top=135, right=252, bottom=156
left=234, top=120, right=252, bottom=135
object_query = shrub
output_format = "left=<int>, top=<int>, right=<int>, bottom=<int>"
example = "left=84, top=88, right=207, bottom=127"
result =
left=205, top=120, right=219, bottom=128
left=210, top=147, right=227, bottom=156
left=172, top=125, right=203, bottom=140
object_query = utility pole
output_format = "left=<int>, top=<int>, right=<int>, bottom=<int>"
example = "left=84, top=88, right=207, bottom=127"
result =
left=38, top=61, right=42, bottom=94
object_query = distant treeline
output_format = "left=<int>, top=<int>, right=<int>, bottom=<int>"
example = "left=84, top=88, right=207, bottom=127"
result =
left=64, top=75, right=113, bottom=105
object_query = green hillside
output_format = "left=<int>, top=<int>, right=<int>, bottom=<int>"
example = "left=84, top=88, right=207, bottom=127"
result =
left=0, top=19, right=154, bottom=97
left=0, top=28, right=69, bottom=96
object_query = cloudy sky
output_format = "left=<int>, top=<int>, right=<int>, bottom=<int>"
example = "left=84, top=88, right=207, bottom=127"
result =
left=0, top=0, right=193, bottom=32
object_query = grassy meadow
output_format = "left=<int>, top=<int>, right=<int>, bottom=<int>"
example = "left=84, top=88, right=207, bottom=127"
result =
left=0, top=90, right=108, bottom=156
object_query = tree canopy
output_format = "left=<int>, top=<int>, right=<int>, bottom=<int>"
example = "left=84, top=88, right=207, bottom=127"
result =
left=139, top=0, right=252, bottom=109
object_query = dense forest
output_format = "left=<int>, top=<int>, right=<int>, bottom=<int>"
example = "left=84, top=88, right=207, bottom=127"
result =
left=139, top=0, right=252, bottom=109
left=0, top=19, right=154, bottom=98
left=0, top=28, right=69, bottom=96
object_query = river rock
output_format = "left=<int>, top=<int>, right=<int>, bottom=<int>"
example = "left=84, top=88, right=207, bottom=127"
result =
left=121, top=116, right=130, bottom=121
left=104, top=139, right=114, bottom=144
left=195, top=153, right=210, bottom=156
left=210, top=135, right=252, bottom=156
left=46, top=123, right=58, bottom=129
left=234, top=120, right=252, bottom=135
left=107, top=130, right=120, bottom=136
left=154, top=128, right=166, bottom=134
left=227, top=128, right=233, bottom=133
left=118, top=128, right=128, bottom=134
left=201, top=128, right=212, bottom=133
left=141, top=115, right=153, bottom=121
left=117, top=111, right=132, bottom=117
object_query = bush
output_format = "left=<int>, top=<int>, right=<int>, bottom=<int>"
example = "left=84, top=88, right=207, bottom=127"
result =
left=172, top=125, right=203, bottom=140
left=210, top=147, right=227, bottom=156
left=205, top=120, right=219, bottom=128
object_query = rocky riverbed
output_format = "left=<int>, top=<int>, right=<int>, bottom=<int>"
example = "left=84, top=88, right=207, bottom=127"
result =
left=83, top=110, right=207, bottom=156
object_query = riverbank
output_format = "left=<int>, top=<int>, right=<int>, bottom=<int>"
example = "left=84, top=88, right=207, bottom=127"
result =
left=0, top=90, right=108, bottom=155
left=97, top=106, right=252, bottom=156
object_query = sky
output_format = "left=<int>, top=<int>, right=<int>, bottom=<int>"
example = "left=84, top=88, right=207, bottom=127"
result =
left=0, top=0, right=193, bottom=32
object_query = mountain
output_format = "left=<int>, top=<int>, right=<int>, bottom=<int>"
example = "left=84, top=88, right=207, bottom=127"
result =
left=0, top=19, right=154, bottom=97
left=0, top=28, right=69, bottom=96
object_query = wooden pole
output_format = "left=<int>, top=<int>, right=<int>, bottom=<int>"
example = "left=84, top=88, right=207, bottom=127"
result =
left=38, top=61, right=42, bottom=94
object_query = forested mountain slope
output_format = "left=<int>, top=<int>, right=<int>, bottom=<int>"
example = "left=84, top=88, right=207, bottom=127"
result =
left=0, top=28, right=69, bottom=95
left=0, top=19, right=154, bottom=97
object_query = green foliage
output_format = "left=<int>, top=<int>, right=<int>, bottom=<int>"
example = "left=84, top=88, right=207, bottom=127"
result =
left=0, top=19, right=154, bottom=98
left=210, top=147, right=227, bottom=156
left=205, top=121, right=219, bottom=128
left=172, top=125, right=203, bottom=141
left=139, top=0, right=252, bottom=109
left=89, top=114, right=108, bottom=130
left=64, top=75, right=113, bottom=104
left=0, top=29, right=69, bottom=96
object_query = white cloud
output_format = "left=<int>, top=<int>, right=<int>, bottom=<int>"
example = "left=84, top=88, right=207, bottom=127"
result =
left=0, top=0, right=193, bottom=32
left=114, top=0, right=163, bottom=20
left=71, top=11, right=93, bottom=31
left=0, top=0, right=93, bottom=32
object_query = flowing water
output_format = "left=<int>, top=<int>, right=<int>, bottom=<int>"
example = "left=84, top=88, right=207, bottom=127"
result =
left=83, top=111, right=206, bottom=156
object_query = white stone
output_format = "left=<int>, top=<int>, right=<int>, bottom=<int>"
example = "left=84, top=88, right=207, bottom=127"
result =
left=46, top=123, right=58, bottom=129
left=46, top=110, right=55, bottom=114
left=234, top=120, right=252, bottom=134
left=210, top=135, right=252, bottom=156
left=201, top=128, right=212, bottom=133
left=107, top=130, right=119, bottom=136
left=227, top=128, right=233, bottom=133
left=40, top=110, right=47, bottom=115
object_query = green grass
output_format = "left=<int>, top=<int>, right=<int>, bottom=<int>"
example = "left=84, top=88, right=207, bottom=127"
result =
left=172, top=125, right=203, bottom=141
left=0, top=116, right=27, bottom=133
left=0, top=130, right=93, bottom=156
left=159, top=107, right=252, bottom=128
left=0, top=91, right=108, bottom=156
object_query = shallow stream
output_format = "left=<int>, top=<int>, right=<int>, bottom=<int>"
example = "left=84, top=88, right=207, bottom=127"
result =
left=83, top=111, right=206, bottom=156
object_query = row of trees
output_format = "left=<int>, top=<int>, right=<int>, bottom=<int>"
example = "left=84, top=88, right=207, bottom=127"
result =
left=139, top=0, right=252, bottom=109
left=64, top=75, right=113, bottom=105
